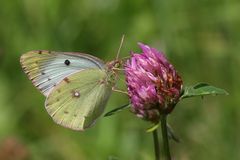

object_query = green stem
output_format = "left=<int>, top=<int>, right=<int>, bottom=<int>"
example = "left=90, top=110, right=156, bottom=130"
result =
left=160, top=114, right=171, bottom=160
left=152, top=129, right=160, bottom=160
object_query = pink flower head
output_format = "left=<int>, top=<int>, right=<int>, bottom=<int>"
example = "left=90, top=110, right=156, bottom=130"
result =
left=125, top=43, right=183, bottom=122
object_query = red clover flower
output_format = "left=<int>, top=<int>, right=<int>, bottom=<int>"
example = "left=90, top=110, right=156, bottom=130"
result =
left=125, top=43, right=183, bottom=123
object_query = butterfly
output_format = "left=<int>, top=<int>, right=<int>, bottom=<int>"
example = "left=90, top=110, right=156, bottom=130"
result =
left=20, top=50, right=122, bottom=131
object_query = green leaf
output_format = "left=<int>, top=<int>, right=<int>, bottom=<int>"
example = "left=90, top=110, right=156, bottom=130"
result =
left=146, top=123, right=159, bottom=133
left=181, top=83, right=228, bottom=99
left=104, top=104, right=130, bottom=117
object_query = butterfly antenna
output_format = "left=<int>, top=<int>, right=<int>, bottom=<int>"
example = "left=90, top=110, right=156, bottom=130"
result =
left=116, top=34, right=125, bottom=60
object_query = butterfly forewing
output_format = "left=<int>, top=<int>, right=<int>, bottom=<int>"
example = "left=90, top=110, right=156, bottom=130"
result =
left=45, top=69, right=112, bottom=131
left=20, top=51, right=105, bottom=96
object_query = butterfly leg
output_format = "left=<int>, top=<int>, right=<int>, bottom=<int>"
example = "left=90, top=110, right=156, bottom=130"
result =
left=112, top=86, right=129, bottom=95
left=112, top=67, right=125, bottom=71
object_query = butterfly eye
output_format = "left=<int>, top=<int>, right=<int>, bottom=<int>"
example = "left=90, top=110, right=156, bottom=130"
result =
left=114, top=61, right=120, bottom=68
left=64, top=59, right=71, bottom=66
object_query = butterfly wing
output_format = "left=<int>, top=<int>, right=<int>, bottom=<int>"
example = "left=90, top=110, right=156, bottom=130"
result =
left=45, top=69, right=112, bottom=131
left=20, top=51, right=105, bottom=96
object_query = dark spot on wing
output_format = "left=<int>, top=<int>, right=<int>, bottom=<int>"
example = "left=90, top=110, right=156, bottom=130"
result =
left=41, top=72, right=45, bottom=75
left=48, top=78, right=51, bottom=81
left=46, top=102, right=52, bottom=106
left=63, top=77, right=70, bottom=83
left=99, top=79, right=105, bottom=84
left=64, top=111, right=69, bottom=114
left=64, top=59, right=70, bottom=66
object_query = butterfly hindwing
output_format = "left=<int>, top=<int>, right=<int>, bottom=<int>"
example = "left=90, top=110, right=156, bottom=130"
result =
left=20, top=51, right=105, bottom=96
left=45, top=69, right=112, bottom=131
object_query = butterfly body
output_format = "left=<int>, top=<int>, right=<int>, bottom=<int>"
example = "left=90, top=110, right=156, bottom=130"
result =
left=20, top=50, right=119, bottom=130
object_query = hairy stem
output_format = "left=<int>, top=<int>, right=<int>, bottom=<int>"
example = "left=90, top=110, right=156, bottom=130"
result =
left=161, top=114, right=171, bottom=160
left=152, top=129, right=160, bottom=160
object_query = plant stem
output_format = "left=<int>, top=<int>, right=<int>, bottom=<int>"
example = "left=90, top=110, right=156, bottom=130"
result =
left=152, top=129, right=160, bottom=160
left=160, top=114, right=171, bottom=160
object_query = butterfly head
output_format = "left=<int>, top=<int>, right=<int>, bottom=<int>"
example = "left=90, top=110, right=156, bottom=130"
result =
left=106, top=59, right=122, bottom=70
left=104, top=59, right=123, bottom=85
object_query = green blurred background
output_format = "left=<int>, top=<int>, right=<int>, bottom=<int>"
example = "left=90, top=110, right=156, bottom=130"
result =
left=0, top=0, right=238, bottom=159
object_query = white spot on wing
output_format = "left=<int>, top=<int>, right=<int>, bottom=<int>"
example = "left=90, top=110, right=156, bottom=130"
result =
left=72, top=90, right=80, bottom=98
